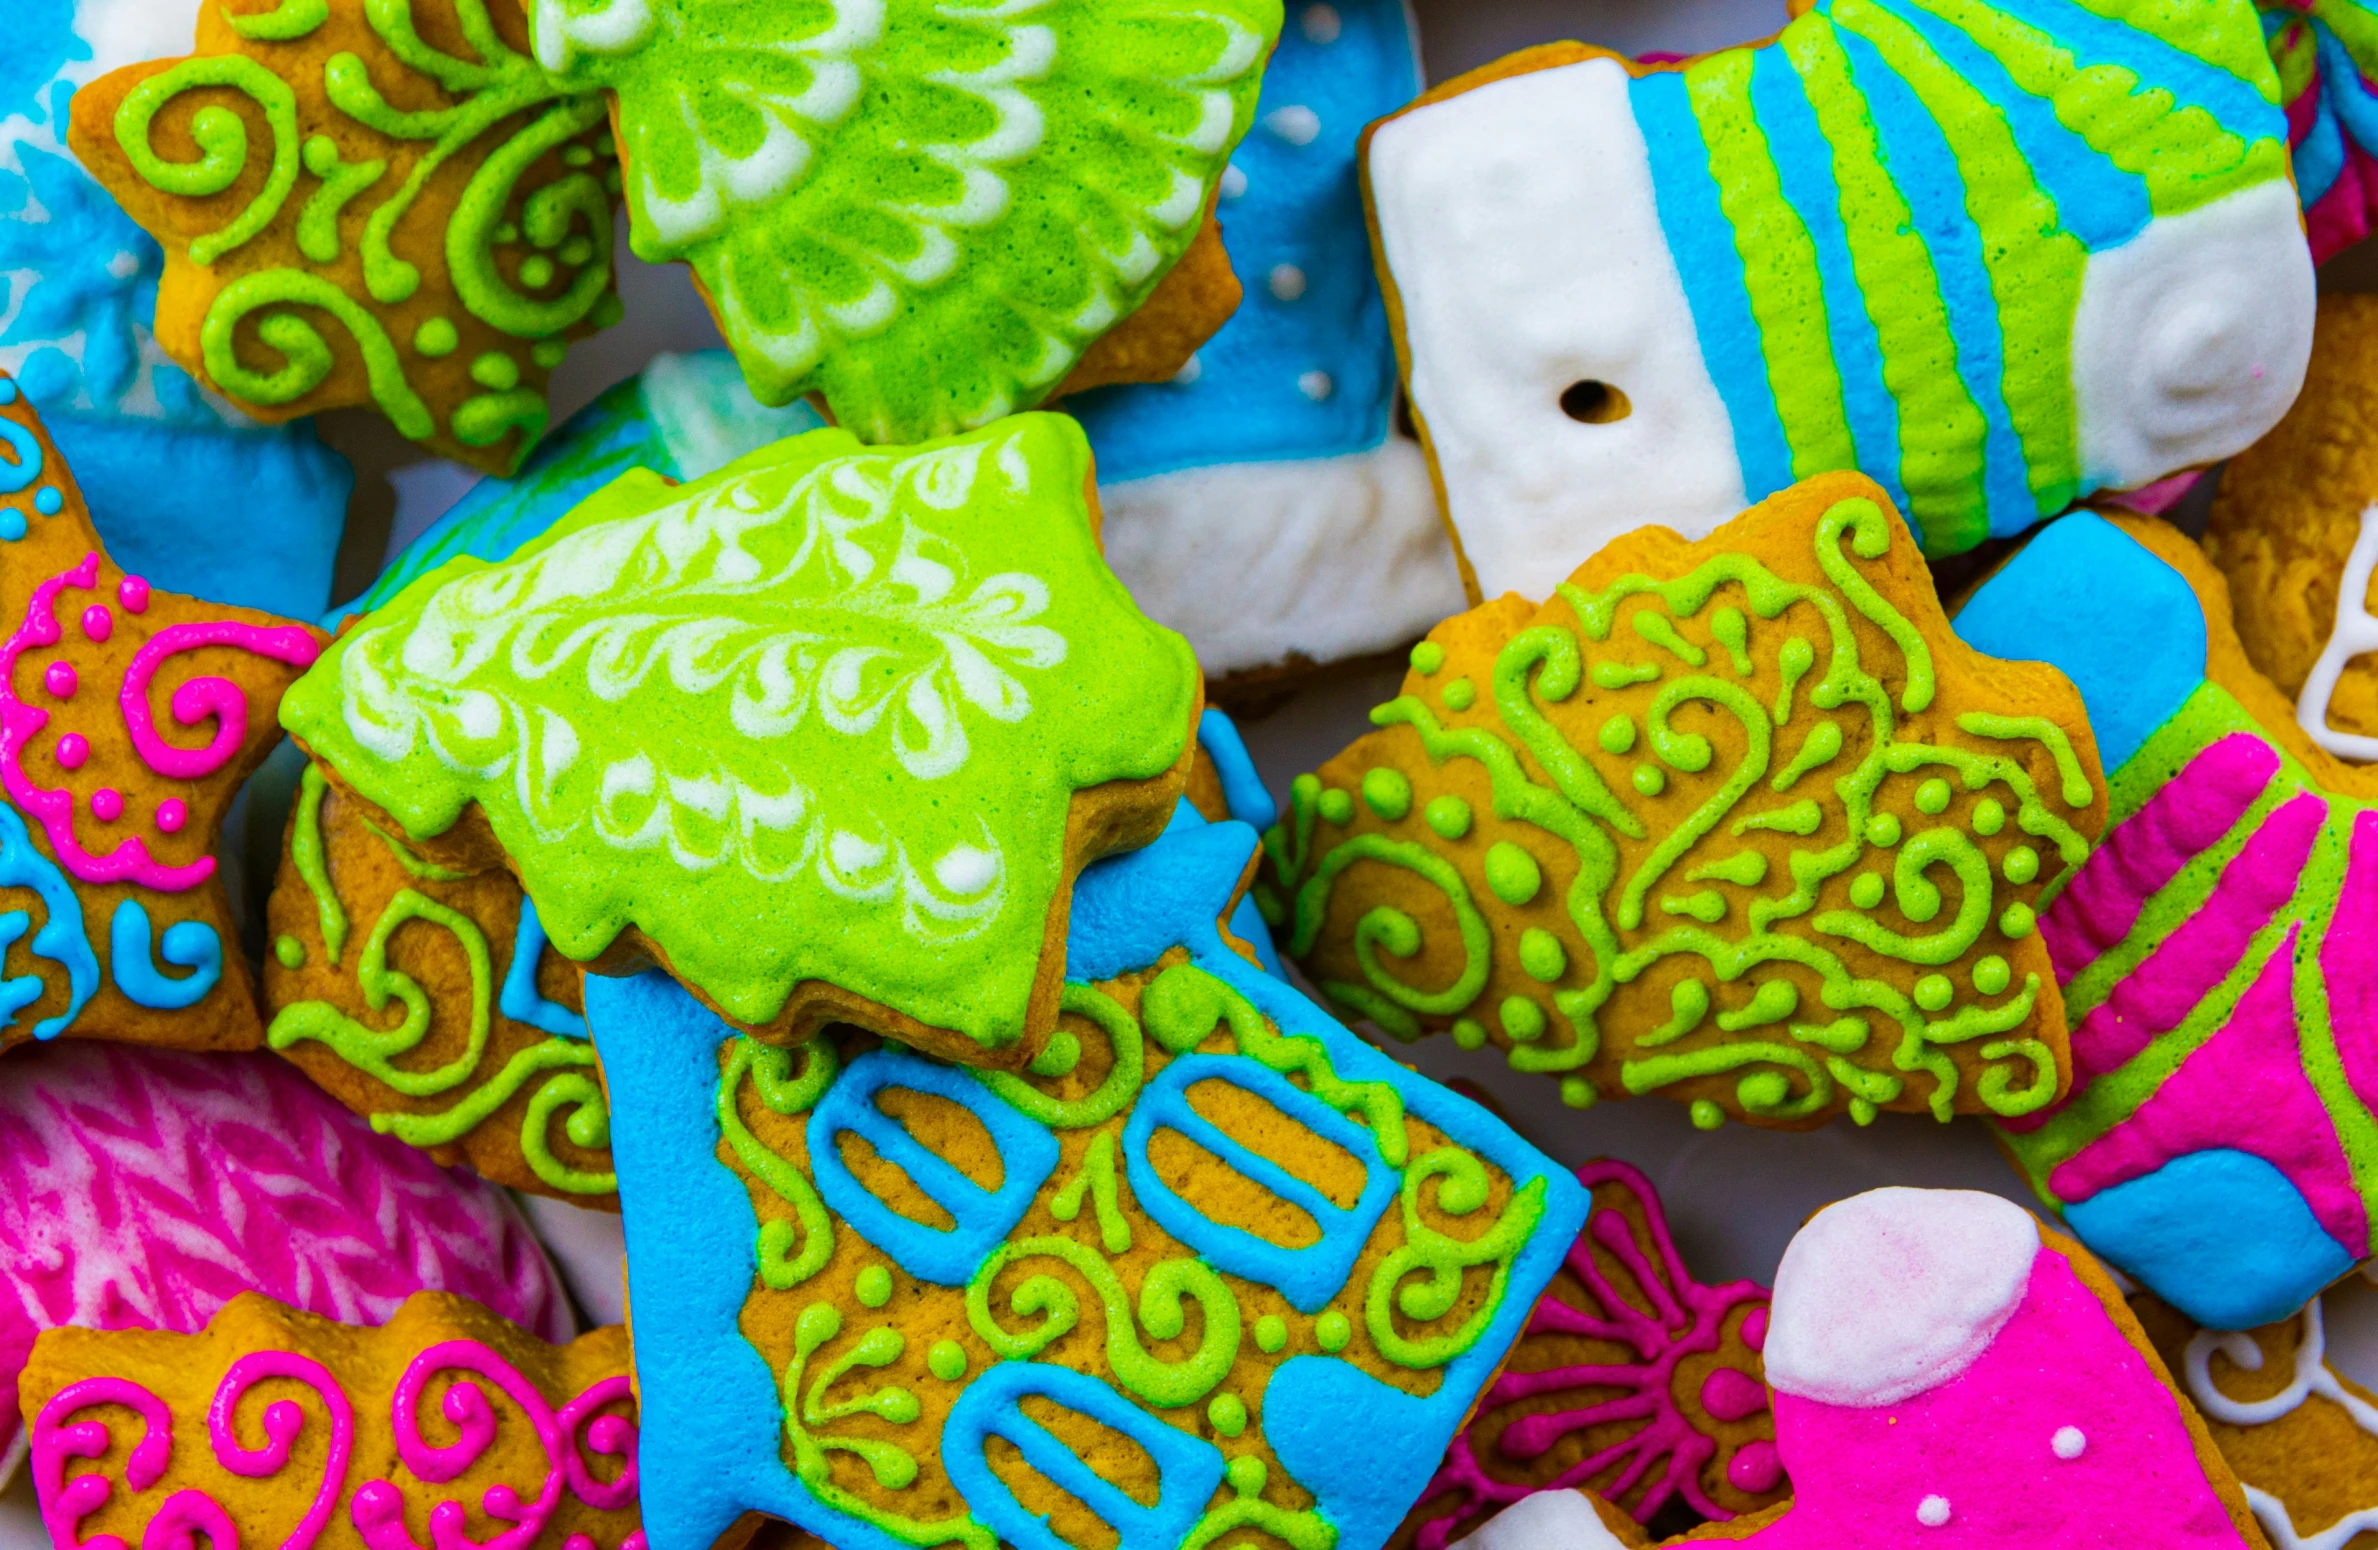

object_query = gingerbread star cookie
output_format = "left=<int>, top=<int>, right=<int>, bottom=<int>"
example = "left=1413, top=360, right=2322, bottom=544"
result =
left=0, top=374, right=324, bottom=1052
left=68, top=0, right=622, bottom=476
left=1265, top=472, right=2107, bottom=1128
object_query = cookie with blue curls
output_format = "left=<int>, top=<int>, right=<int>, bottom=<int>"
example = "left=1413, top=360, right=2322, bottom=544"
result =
left=0, top=0, right=353, bottom=618
left=1064, top=0, right=1463, bottom=683
left=0, top=376, right=326, bottom=1054
left=1364, top=0, right=2313, bottom=602
left=591, top=809, right=1590, bottom=1550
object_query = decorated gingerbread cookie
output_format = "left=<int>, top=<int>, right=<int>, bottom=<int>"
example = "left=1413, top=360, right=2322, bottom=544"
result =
left=2204, top=294, right=2378, bottom=762
left=0, top=375, right=325, bottom=1051
left=67, top=0, right=623, bottom=477
left=1959, top=510, right=2378, bottom=1329
left=2265, top=0, right=2378, bottom=263
left=1399, top=1159, right=1783, bottom=1548
left=281, top=412, right=1202, bottom=1064
left=1064, top=0, right=1464, bottom=685
left=591, top=810, right=1590, bottom=1550
left=25, top=1291, right=634, bottom=1550
left=1265, top=473, right=2106, bottom=1128
left=527, top=0, right=1278, bottom=445
left=0, top=1038, right=572, bottom=1465
left=0, top=0, right=355, bottom=618
left=1362, top=1, right=2313, bottom=602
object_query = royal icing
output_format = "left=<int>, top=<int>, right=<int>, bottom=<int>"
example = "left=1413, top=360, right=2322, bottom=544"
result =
left=283, top=413, right=1200, bottom=1053
left=1366, top=0, right=2312, bottom=600
left=2179, top=1294, right=2378, bottom=1550
left=2294, top=505, right=2378, bottom=762
left=592, top=814, right=1591, bottom=1550
left=2267, top=0, right=2378, bottom=263
left=529, top=0, right=1280, bottom=444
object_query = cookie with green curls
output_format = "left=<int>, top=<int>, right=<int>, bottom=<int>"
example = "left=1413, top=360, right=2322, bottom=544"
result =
left=279, top=412, right=1203, bottom=1068
left=528, top=0, right=1280, bottom=444
left=263, top=763, right=614, bottom=1203
left=1262, top=472, right=2110, bottom=1130
left=68, top=0, right=622, bottom=476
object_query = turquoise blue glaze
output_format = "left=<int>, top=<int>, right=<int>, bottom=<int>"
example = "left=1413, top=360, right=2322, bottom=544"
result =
left=501, top=897, right=587, bottom=1039
left=107, top=899, right=220, bottom=1011
left=0, top=801, right=93, bottom=1039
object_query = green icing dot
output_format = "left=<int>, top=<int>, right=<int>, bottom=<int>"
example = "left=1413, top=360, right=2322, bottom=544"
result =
left=1690, top=1099, right=1726, bottom=1131
left=1485, top=843, right=1541, bottom=905
left=1501, top=996, right=1547, bottom=1042
left=564, top=144, right=594, bottom=167
left=1362, top=767, right=1412, bottom=821
left=1738, top=1070, right=1791, bottom=1111
left=855, top=1266, right=892, bottom=1307
left=927, top=1340, right=968, bottom=1381
left=1410, top=641, right=1445, bottom=675
left=1915, top=778, right=1952, bottom=815
left=1255, top=1315, right=1288, bottom=1353
left=1029, top=1027, right=1081, bottom=1078
left=494, top=221, right=520, bottom=244
left=273, top=934, right=305, bottom=969
left=1317, top=788, right=1355, bottom=825
left=1914, top=974, right=1954, bottom=1012
left=1599, top=715, right=1637, bottom=754
left=519, top=254, right=556, bottom=289
left=1518, top=928, right=1567, bottom=983
left=1425, top=795, right=1472, bottom=839
left=1208, top=1393, right=1248, bottom=1437
left=1451, top=1018, right=1487, bottom=1051
left=1848, top=872, right=1886, bottom=910
left=413, top=317, right=458, bottom=357
left=1971, top=798, right=2006, bottom=836
left=1560, top=1076, right=1597, bottom=1111
left=2002, top=845, right=2040, bottom=884
left=470, top=351, right=520, bottom=390
left=1442, top=678, right=1476, bottom=711
left=1974, top=955, right=2012, bottom=996
left=532, top=337, right=569, bottom=369
left=2000, top=902, right=2037, bottom=939
left=1228, top=1456, right=1268, bottom=1497
left=1633, top=764, right=1666, bottom=797
left=1866, top=813, right=1902, bottom=847
left=1315, top=1311, right=1352, bottom=1353
left=560, top=236, right=594, bottom=266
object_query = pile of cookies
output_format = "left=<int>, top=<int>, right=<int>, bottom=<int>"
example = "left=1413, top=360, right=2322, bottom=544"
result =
left=9, top=0, right=2378, bottom=1547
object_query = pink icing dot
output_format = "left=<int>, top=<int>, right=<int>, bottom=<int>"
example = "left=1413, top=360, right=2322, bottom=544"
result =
left=1699, top=1366, right=1769, bottom=1423
left=54, top=734, right=86, bottom=771
left=155, top=798, right=187, bottom=835
left=41, top=662, right=74, bottom=699
left=80, top=606, right=111, bottom=643
left=90, top=789, right=122, bottom=823
left=1742, top=1306, right=1769, bottom=1351
left=117, top=576, right=149, bottom=614
left=1727, top=1440, right=1783, bottom=1494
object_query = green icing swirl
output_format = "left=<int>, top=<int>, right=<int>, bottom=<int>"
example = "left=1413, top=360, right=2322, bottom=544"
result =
left=965, top=1236, right=1240, bottom=1408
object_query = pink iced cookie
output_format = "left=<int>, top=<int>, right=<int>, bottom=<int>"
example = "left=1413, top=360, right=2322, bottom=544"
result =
left=1453, top=1190, right=2267, bottom=1549
left=0, top=1041, right=570, bottom=1459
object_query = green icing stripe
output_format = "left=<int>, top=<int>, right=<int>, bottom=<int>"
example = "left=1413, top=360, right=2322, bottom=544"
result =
left=1682, top=49, right=1860, bottom=482
left=2064, top=0, right=2284, bottom=95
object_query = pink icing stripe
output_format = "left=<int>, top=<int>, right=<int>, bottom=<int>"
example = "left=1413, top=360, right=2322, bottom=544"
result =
left=209, top=1350, right=354, bottom=1550
left=2324, top=811, right=2378, bottom=1113
left=120, top=620, right=320, bottom=781
left=1737, top=1251, right=2252, bottom=1547
left=2035, top=733, right=2276, bottom=990
left=2049, top=927, right=2370, bottom=1257
left=33, top=1375, right=173, bottom=1550
left=2309, top=144, right=2378, bottom=265
left=351, top=1340, right=565, bottom=1550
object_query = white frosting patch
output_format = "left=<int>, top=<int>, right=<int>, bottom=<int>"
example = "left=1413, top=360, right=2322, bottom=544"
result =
left=1764, top=1187, right=2040, bottom=1408
left=643, top=349, right=825, bottom=481
left=1451, top=1490, right=1629, bottom=1550
left=1098, top=438, right=1465, bottom=678
left=73, top=0, right=206, bottom=79
left=1367, top=58, right=1745, bottom=604
left=2072, top=178, right=2314, bottom=491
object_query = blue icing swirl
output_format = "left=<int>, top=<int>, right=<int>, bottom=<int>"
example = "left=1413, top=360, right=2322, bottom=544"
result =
left=0, top=801, right=93, bottom=1039
left=108, top=900, right=222, bottom=1011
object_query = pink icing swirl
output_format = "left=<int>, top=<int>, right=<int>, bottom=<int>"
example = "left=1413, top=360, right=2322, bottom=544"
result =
left=210, top=1351, right=355, bottom=1550
left=32, top=1376, right=172, bottom=1550
left=352, top=1341, right=565, bottom=1550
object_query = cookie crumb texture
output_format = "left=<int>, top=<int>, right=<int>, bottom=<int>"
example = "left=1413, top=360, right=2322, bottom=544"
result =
left=1266, top=474, right=2106, bottom=1128
left=68, top=0, right=624, bottom=476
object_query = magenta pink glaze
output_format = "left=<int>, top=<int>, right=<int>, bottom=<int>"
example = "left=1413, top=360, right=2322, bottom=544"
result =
left=155, top=798, right=186, bottom=835
left=1732, top=1250, right=2251, bottom=1547
left=117, top=578, right=148, bottom=615
left=43, top=663, right=74, bottom=700
left=0, top=1042, right=569, bottom=1459
left=0, top=552, right=321, bottom=892
left=1414, top=1160, right=1776, bottom=1546
left=80, top=606, right=109, bottom=643
left=210, top=1350, right=354, bottom=1550
left=2049, top=925, right=2369, bottom=1257
left=2323, top=811, right=2378, bottom=1113
left=53, top=732, right=85, bottom=771
left=88, top=788, right=120, bottom=823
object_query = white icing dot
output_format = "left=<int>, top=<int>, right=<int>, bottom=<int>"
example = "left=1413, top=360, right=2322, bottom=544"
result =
left=1269, top=264, right=1308, bottom=302
left=1917, top=1496, right=1952, bottom=1528
left=1301, top=3, right=1342, bottom=43
left=1264, top=105, right=1321, bottom=146
left=934, top=845, right=997, bottom=896
left=829, top=831, right=883, bottom=873
left=1219, top=163, right=1248, bottom=201
left=2052, top=1425, right=2086, bottom=1460
left=1173, top=354, right=1203, bottom=386
left=457, top=689, right=502, bottom=740
left=1297, top=371, right=1334, bottom=401
left=106, top=250, right=143, bottom=280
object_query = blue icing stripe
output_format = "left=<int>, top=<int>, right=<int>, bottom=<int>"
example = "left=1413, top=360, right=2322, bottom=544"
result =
left=502, top=897, right=588, bottom=1039
left=1633, top=69, right=1796, bottom=503
left=807, top=1048, right=1060, bottom=1286
left=0, top=801, right=91, bottom=1039
left=1067, top=0, right=1421, bottom=482
left=107, top=900, right=221, bottom=1011
left=943, top=1364, right=1223, bottom=1550
left=2318, top=22, right=2378, bottom=165
left=2295, top=49, right=2350, bottom=209
left=1995, top=0, right=2283, bottom=138
left=1864, top=0, right=2155, bottom=249
left=1197, top=708, right=1277, bottom=832
left=1835, top=26, right=2044, bottom=536
left=1752, top=45, right=1909, bottom=515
